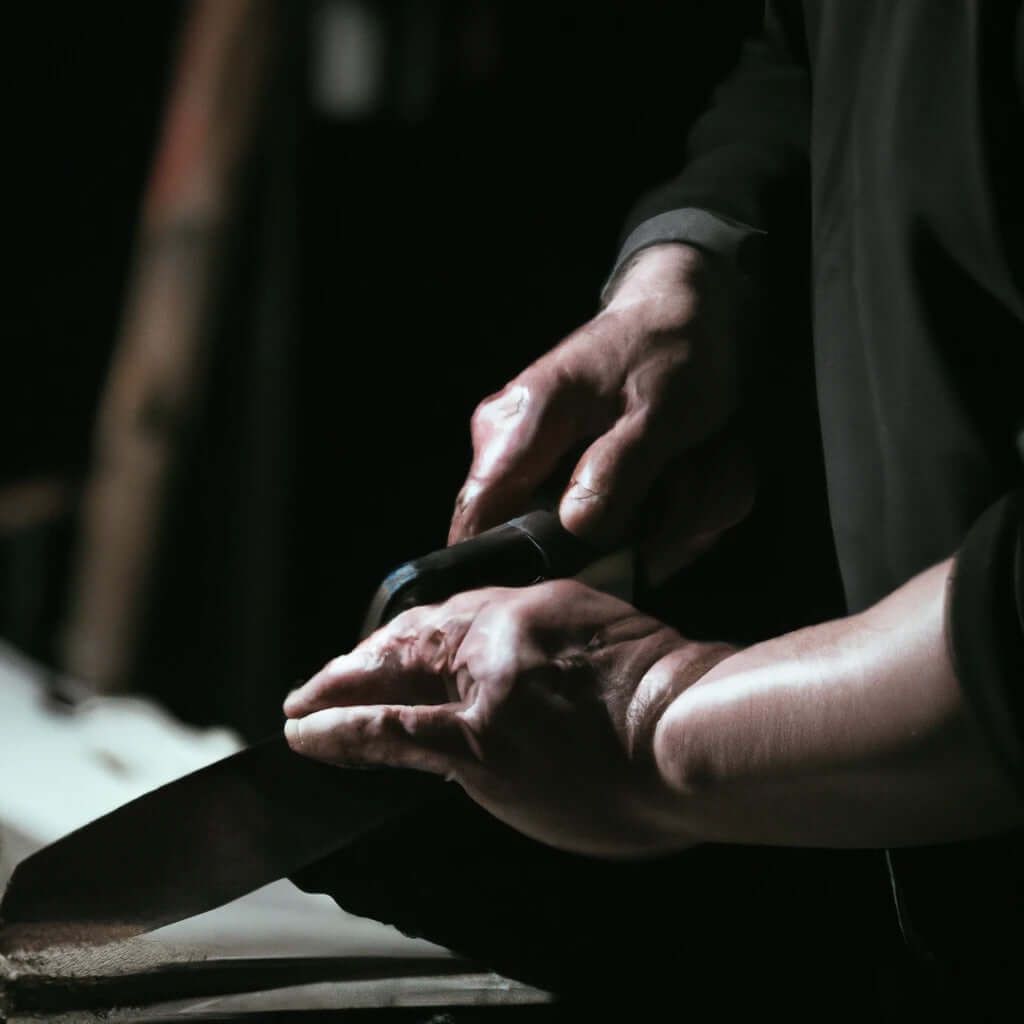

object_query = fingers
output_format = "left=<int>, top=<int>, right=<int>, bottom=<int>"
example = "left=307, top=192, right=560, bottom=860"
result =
left=284, top=596, right=487, bottom=718
left=449, top=380, right=580, bottom=543
left=284, top=619, right=420, bottom=719
left=283, top=647, right=424, bottom=719
left=449, top=337, right=620, bottom=544
left=284, top=703, right=480, bottom=780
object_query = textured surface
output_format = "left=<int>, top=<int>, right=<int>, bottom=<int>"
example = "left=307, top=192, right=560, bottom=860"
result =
left=1, top=948, right=538, bottom=1018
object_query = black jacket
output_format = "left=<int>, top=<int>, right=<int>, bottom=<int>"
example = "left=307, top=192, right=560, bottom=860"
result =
left=609, top=0, right=1024, bottom=965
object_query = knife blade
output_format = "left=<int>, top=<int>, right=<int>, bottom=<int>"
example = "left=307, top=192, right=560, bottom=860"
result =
left=0, top=511, right=599, bottom=952
left=0, top=738, right=447, bottom=952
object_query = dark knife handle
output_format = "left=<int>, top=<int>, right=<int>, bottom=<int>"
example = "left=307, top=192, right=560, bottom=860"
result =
left=359, top=511, right=600, bottom=638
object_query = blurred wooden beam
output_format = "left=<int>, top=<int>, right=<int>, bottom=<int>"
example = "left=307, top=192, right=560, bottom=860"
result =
left=63, top=0, right=276, bottom=690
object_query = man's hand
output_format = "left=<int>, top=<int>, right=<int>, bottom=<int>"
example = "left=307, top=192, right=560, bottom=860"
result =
left=284, top=580, right=735, bottom=858
left=449, top=244, right=754, bottom=584
left=287, top=561, right=1024, bottom=853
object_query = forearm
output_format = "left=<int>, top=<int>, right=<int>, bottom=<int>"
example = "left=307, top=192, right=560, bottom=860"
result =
left=648, top=559, right=1024, bottom=848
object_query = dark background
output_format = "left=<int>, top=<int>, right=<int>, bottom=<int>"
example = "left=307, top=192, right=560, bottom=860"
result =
left=2, top=0, right=840, bottom=741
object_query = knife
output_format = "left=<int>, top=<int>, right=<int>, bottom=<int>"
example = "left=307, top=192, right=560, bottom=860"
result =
left=0, top=511, right=599, bottom=952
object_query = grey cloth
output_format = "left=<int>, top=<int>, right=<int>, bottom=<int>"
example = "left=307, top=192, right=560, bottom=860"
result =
left=600, top=207, right=763, bottom=304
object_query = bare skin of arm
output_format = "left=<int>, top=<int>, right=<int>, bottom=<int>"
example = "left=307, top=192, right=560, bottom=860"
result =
left=284, top=560, right=1023, bottom=857
left=652, top=558, right=1023, bottom=847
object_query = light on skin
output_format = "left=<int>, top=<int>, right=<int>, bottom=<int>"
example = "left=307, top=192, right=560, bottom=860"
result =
left=288, top=247, right=1020, bottom=856
left=284, top=560, right=1024, bottom=858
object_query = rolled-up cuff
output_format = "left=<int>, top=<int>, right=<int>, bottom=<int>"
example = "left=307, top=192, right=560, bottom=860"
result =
left=885, top=491, right=1024, bottom=967
left=948, top=488, right=1024, bottom=795
left=601, top=208, right=765, bottom=304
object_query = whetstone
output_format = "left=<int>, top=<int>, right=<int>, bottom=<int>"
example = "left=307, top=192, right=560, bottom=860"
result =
left=0, top=941, right=512, bottom=1019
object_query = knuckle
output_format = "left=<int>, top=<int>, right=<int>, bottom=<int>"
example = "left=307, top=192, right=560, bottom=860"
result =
left=382, top=607, right=425, bottom=645
left=549, top=577, right=590, bottom=602
left=471, top=382, right=529, bottom=431
left=418, top=626, right=450, bottom=671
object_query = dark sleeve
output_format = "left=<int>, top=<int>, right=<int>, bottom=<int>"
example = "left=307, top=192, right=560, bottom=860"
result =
left=948, top=488, right=1024, bottom=793
left=604, top=0, right=810, bottom=293
left=885, top=489, right=1024, bottom=973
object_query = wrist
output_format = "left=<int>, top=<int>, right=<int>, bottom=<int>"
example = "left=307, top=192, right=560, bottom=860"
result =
left=602, top=243, right=707, bottom=315
left=632, top=641, right=738, bottom=766
left=619, top=641, right=737, bottom=849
